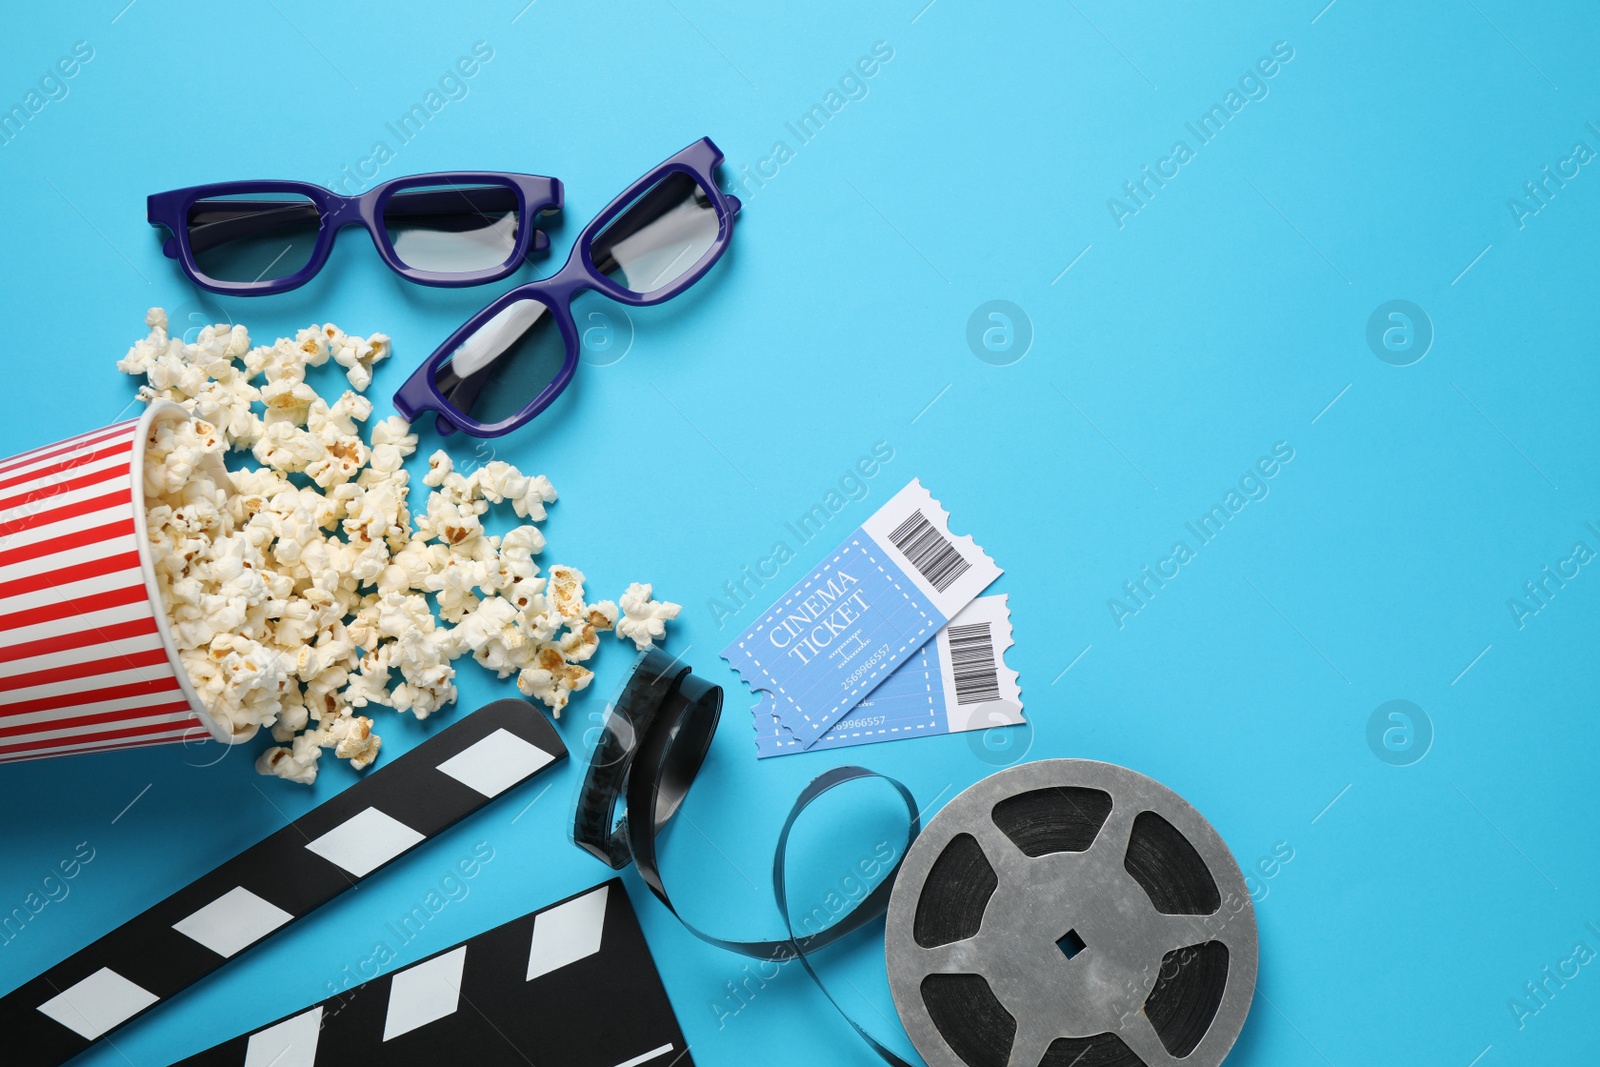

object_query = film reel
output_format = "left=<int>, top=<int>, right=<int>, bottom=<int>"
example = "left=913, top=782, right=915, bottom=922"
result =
left=885, top=760, right=1257, bottom=1067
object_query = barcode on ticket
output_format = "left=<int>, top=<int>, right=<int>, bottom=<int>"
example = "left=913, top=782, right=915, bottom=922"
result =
left=946, top=622, right=1001, bottom=704
left=932, top=594, right=1023, bottom=730
left=861, top=480, right=1000, bottom=618
left=887, top=510, right=972, bottom=592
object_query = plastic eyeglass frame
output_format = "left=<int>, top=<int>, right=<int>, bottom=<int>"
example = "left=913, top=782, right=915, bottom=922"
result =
left=393, top=137, right=742, bottom=438
left=147, top=172, right=564, bottom=295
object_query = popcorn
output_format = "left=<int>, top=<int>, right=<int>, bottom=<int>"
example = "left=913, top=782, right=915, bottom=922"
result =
left=429, top=556, right=487, bottom=623
left=252, top=422, right=324, bottom=473
left=475, top=461, right=558, bottom=520
left=344, top=650, right=395, bottom=710
left=423, top=450, right=454, bottom=486
left=370, top=415, right=416, bottom=452
left=445, top=596, right=531, bottom=677
left=320, top=712, right=381, bottom=770
left=498, top=525, right=545, bottom=582
left=558, top=621, right=603, bottom=664
left=256, top=730, right=322, bottom=784
left=307, top=391, right=372, bottom=438
left=588, top=600, right=619, bottom=631
left=260, top=378, right=319, bottom=426
left=387, top=627, right=457, bottom=718
left=616, top=583, right=681, bottom=650
left=415, top=492, right=484, bottom=549
left=330, top=330, right=392, bottom=390
left=515, top=646, right=594, bottom=715
left=124, top=310, right=672, bottom=784
left=548, top=565, right=588, bottom=621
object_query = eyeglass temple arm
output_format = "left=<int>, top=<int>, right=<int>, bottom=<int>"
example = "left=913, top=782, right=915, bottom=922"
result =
left=181, top=187, right=536, bottom=255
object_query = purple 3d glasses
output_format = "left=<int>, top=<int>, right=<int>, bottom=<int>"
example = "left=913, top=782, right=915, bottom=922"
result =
left=393, top=137, right=742, bottom=438
left=147, top=172, right=563, bottom=294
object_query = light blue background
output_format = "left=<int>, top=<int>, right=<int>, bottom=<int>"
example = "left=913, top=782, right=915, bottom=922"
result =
left=1, top=1, right=1597, bottom=1064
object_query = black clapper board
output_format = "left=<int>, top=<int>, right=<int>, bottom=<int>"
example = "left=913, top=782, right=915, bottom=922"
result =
left=0, top=699, right=567, bottom=1067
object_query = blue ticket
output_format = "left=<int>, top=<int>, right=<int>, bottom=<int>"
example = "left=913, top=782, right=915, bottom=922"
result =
left=753, top=595, right=1024, bottom=757
left=721, top=479, right=1002, bottom=749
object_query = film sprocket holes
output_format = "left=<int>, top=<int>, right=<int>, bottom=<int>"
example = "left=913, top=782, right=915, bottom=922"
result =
left=884, top=760, right=1257, bottom=1067
left=0, top=700, right=567, bottom=1067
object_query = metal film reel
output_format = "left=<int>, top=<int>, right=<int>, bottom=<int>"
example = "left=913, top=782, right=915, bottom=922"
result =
left=885, top=760, right=1257, bottom=1067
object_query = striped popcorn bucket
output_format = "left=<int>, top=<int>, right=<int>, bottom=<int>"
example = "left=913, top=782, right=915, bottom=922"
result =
left=0, top=401, right=245, bottom=763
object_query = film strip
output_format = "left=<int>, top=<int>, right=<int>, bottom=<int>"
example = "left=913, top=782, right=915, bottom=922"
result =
left=174, top=879, right=691, bottom=1067
left=574, top=648, right=923, bottom=1066
left=0, top=699, right=568, bottom=1067
left=884, top=759, right=1258, bottom=1067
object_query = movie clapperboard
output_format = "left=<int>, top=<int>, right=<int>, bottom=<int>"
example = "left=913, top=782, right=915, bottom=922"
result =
left=0, top=699, right=569, bottom=1067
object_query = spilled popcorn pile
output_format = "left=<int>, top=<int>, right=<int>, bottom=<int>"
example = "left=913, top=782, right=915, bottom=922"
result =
left=120, top=309, right=680, bottom=784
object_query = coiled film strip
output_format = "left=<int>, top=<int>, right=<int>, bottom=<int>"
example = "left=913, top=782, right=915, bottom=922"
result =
left=173, top=879, right=691, bottom=1067
left=0, top=699, right=567, bottom=1067
left=574, top=647, right=923, bottom=1066
left=884, top=759, right=1257, bottom=1067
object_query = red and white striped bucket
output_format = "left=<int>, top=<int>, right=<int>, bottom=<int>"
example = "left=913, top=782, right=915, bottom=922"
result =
left=0, top=401, right=246, bottom=763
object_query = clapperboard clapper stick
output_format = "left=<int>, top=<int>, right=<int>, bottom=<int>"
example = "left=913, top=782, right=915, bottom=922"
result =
left=0, top=699, right=568, bottom=1067
left=174, top=879, right=694, bottom=1067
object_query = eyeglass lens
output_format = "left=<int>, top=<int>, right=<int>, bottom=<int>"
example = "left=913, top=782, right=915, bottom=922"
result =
left=185, top=192, right=321, bottom=284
